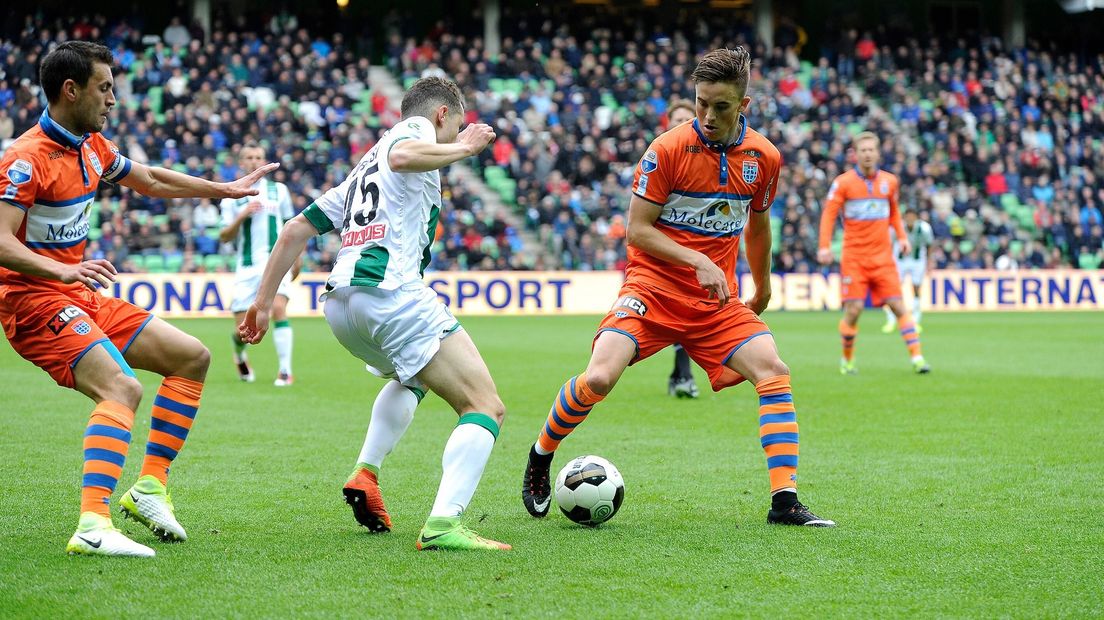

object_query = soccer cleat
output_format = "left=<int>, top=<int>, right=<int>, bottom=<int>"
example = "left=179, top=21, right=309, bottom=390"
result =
left=881, top=319, right=896, bottom=334
left=236, top=357, right=255, bottom=383
left=915, top=323, right=924, bottom=334
left=668, top=377, right=700, bottom=399
left=342, top=467, right=392, bottom=532
left=66, top=512, right=155, bottom=557
left=912, top=357, right=932, bottom=374
left=522, top=445, right=554, bottom=517
left=119, top=475, right=187, bottom=542
left=273, top=371, right=294, bottom=387
left=767, top=502, right=836, bottom=527
left=839, top=358, right=857, bottom=375
left=415, top=517, right=511, bottom=551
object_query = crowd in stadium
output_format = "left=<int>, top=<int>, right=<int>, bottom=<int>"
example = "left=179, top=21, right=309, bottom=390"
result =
left=1, top=7, right=1102, bottom=273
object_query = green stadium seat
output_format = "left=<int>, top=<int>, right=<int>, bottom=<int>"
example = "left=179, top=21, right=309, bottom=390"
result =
left=151, top=214, right=170, bottom=227
left=203, top=254, right=225, bottom=272
left=959, top=240, right=975, bottom=254
left=144, top=255, right=165, bottom=273
left=147, top=86, right=163, bottom=114
left=488, top=78, right=505, bottom=94
left=1000, top=193, right=1019, bottom=210
left=1079, top=253, right=1102, bottom=269
left=165, top=255, right=184, bottom=272
left=1009, top=240, right=1024, bottom=256
left=87, top=227, right=103, bottom=241
left=484, top=167, right=507, bottom=182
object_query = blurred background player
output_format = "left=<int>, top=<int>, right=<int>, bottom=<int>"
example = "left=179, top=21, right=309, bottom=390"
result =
left=239, top=77, right=512, bottom=551
left=219, top=142, right=299, bottom=386
left=0, top=41, right=276, bottom=557
left=664, top=99, right=699, bottom=399
left=882, top=210, right=935, bottom=333
left=818, top=132, right=931, bottom=375
left=522, top=48, right=835, bottom=528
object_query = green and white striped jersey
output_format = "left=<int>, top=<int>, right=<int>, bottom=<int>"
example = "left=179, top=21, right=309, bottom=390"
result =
left=892, top=219, right=935, bottom=261
left=302, top=116, right=442, bottom=291
left=220, top=179, right=295, bottom=271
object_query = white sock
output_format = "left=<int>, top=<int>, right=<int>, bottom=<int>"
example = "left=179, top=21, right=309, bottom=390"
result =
left=884, top=306, right=895, bottom=324
left=429, top=416, right=498, bottom=518
left=912, top=295, right=922, bottom=323
left=357, top=380, right=419, bottom=468
left=272, top=324, right=293, bottom=374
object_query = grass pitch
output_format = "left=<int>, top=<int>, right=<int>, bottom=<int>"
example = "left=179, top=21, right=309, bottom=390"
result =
left=1, top=311, right=1101, bottom=618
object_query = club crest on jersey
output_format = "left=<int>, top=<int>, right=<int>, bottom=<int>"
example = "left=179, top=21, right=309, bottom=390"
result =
left=7, top=159, right=32, bottom=185
left=879, top=180, right=889, bottom=194
left=640, top=150, right=659, bottom=174
left=72, top=321, right=92, bottom=336
left=742, top=160, right=758, bottom=184
left=47, top=306, right=87, bottom=335
left=86, top=149, right=102, bottom=176
left=614, top=311, right=628, bottom=318
left=636, top=174, right=649, bottom=194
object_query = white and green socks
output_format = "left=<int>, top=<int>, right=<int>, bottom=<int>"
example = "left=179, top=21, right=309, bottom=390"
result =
left=272, top=319, right=293, bottom=376
left=429, top=413, right=500, bottom=518
left=355, top=380, right=423, bottom=473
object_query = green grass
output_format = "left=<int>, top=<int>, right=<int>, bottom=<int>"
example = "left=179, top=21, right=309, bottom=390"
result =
left=1, top=311, right=1102, bottom=618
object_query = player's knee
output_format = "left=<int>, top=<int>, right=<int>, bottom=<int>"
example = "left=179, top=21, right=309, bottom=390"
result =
left=482, top=395, right=506, bottom=425
left=767, top=358, right=790, bottom=377
left=177, top=341, right=211, bottom=378
left=110, top=375, right=144, bottom=410
left=584, top=369, right=618, bottom=395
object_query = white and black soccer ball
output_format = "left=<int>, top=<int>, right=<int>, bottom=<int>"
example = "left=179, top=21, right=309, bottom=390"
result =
left=554, top=455, right=625, bottom=526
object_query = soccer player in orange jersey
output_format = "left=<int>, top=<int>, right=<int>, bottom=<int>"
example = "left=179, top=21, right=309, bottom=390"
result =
left=0, top=42, right=276, bottom=557
left=521, top=49, right=835, bottom=527
left=817, top=132, right=931, bottom=375
left=663, top=99, right=700, bottom=399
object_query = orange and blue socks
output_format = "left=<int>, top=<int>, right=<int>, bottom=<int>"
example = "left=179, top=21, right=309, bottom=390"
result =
left=140, top=376, right=202, bottom=484
left=81, top=401, right=135, bottom=517
left=839, top=320, right=857, bottom=361
left=535, top=374, right=604, bottom=455
left=898, top=315, right=922, bottom=358
left=756, top=375, right=799, bottom=493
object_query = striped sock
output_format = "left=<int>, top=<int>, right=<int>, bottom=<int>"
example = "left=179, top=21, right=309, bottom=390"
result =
left=898, top=315, right=922, bottom=358
left=839, top=320, right=857, bottom=362
left=81, top=401, right=135, bottom=517
left=140, top=376, right=202, bottom=484
left=755, top=375, right=799, bottom=493
left=535, top=374, right=604, bottom=455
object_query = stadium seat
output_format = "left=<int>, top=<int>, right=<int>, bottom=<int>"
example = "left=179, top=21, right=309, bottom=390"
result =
left=959, top=240, right=975, bottom=254
left=165, top=255, right=184, bottom=272
left=203, top=254, right=225, bottom=272
left=144, top=255, right=166, bottom=273
left=147, top=86, right=163, bottom=114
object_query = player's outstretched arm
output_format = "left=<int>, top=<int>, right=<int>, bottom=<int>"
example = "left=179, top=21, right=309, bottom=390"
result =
left=389, top=124, right=495, bottom=173
left=238, top=214, right=316, bottom=344
left=626, top=195, right=731, bottom=306
left=743, top=208, right=773, bottom=315
left=119, top=160, right=280, bottom=199
left=0, top=205, right=116, bottom=290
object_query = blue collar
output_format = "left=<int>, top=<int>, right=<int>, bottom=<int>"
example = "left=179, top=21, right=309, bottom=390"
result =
left=692, top=115, right=747, bottom=151
left=39, top=108, right=89, bottom=150
left=854, top=166, right=880, bottom=181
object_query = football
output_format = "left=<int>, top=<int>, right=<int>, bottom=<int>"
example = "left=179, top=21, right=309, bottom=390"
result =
left=554, top=455, right=625, bottom=526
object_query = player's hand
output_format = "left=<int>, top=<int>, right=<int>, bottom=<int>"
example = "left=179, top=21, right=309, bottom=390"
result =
left=457, top=124, right=496, bottom=156
left=58, top=259, right=118, bottom=291
left=745, top=286, right=771, bottom=315
left=694, top=258, right=730, bottom=307
left=817, top=248, right=834, bottom=265
left=899, top=238, right=912, bottom=258
left=223, top=163, right=281, bottom=198
left=238, top=304, right=270, bottom=344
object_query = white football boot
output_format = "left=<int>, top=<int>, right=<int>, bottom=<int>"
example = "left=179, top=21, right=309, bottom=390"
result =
left=66, top=512, right=155, bottom=557
left=119, top=475, right=187, bottom=542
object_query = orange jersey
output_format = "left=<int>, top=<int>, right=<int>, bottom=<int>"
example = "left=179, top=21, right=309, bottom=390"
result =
left=630, top=117, right=780, bottom=301
left=819, top=168, right=905, bottom=265
left=0, top=109, right=132, bottom=293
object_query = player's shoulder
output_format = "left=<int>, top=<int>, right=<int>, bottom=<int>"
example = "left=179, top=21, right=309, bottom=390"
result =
left=650, top=122, right=696, bottom=153
left=831, top=168, right=858, bottom=187
left=741, top=128, right=780, bottom=162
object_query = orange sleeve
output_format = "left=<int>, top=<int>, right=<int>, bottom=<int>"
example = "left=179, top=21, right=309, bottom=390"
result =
left=0, top=145, right=40, bottom=211
left=819, top=175, right=845, bottom=250
left=632, top=136, right=674, bottom=205
left=888, top=175, right=905, bottom=241
left=751, top=144, right=781, bottom=213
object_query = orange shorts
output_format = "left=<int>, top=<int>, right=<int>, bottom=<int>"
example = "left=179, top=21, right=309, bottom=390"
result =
left=0, top=285, right=153, bottom=388
left=595, top=284, right=771, bottom=392
left=840, top=260, right=902, bottom=306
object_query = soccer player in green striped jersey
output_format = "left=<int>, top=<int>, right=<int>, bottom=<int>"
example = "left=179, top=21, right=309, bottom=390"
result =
left=239, top=77, right=510, bottom=551
left=219, top=143, right=299, bottom=386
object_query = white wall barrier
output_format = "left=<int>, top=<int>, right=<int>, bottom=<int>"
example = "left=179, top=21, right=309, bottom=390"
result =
left=98, top=269, right=1103, bottom=317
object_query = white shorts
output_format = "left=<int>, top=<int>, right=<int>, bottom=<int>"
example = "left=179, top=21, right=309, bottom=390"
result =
left=231, top=270, right=293, bottom=313
left=323, top=283, right=461, bottom=387
left=898, top=259, right=926, bottom=287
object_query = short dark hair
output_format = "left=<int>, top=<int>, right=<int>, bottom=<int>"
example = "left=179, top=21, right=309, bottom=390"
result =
left=400, top=77, right=464, bottom=120
left=690, top=47, right=751, bottom=93
left=40, top=41, right=115, bottom=104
